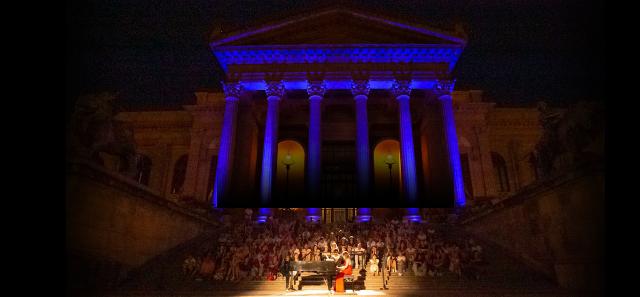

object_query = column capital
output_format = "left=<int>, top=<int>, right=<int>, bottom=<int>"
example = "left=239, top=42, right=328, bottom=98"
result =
left=391, top=79, right=412, bottom=98
left=434, top=79, right=456, bottom=96
left=351, top=79, right=370, bottom=97
left=222, top=81, right=243, bottom=100
left=307, top=80, right=326, bottom=97
left=265, top=81, right=285, bottom=98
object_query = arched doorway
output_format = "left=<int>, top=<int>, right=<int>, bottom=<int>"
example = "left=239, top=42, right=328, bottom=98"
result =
left=491, top=152, right=510, bottom=193
left=458, top=136, right=473, bottom=199
left=171, top=154, right=188, bottom=194
left=276, top=140, right=305, bottom=199
left=136, top=155, right=152, bottom=186
left=373, top=139, right=401, bottom=196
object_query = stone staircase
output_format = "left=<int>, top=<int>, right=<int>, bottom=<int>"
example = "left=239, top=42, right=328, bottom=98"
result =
left=107, top=225, right=585, bottom=296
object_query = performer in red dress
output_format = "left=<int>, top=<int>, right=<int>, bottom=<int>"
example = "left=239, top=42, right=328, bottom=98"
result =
left=334, top=251, right=353, bottom=293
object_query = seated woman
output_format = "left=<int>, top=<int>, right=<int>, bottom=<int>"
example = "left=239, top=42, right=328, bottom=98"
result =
left=368, top=254, right=380, bottom=276
left=199, top=252, right=216, bottom=280
left=334, top=251, right=353, bottom=293
left=313, top=245, right=321, bottom=261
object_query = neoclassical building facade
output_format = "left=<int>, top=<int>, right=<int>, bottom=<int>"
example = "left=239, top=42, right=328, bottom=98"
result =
left=113, top=8, right=543, bottom=209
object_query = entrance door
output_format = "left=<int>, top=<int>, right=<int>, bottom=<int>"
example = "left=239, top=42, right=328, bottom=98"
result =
left=321, top=141, right=356, bottom=201
left=321, top=208, right=356, bottom=223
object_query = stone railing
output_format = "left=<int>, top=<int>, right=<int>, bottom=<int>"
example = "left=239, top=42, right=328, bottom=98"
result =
left=66, top=158, right=220, bottom=224
left=66, top=159, right=221, bottom=294
left=458, top=161, right=604, bottom=290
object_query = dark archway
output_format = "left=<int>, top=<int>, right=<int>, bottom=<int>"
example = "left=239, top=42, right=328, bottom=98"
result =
left=171, top=154, right=188, bottom=194
left=491, top=152, right=510, bottom=192
left=136, top=155, right=152, bottom=186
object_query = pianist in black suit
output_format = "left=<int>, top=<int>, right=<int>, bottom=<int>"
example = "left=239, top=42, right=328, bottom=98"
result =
left=280, top=256, right=293, bottom=291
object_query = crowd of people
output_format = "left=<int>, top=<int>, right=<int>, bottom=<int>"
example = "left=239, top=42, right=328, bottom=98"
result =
left=181, top=210, right=485, bottom=283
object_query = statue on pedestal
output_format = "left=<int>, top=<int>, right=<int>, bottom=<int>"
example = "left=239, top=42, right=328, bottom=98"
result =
left=68, top=92, right=140, bottom=179
left=532, top=100, right=603, bottom=178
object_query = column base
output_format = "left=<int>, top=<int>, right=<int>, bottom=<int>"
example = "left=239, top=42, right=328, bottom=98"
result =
left=403, top=215, right=422, bottom=223
left=305, top=215, right=321, bottom=223
left=256, top=208, right=272, bottom=224
left=355, top=215, right=372, bottom=223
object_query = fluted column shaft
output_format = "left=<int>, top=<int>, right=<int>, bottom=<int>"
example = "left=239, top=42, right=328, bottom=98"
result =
left=307, top=81, right=325, bottom=197
left=260, top=81, right=284, bottom=205
left=352, top=79, right=371, bottom=198
left=392, top=80, right=418, bottom=202
left=212, top=82, right=242, bottom=207
left=439, top=91, right=466, bottom=206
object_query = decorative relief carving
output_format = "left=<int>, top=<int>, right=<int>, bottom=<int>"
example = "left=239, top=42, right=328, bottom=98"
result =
left=391, top=79, right=412, bottom=98
left=435, top=79, right=456, bottom=95
left=265, top=81, right=285, bottom=98
left=222, top=82, right=243, bottom=99
left=351, top=79, right=370, bottom=96
left=307, top=80, right=326, bottom=97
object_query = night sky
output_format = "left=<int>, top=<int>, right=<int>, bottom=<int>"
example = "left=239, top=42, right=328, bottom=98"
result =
left=66, top=0, right=604, bottom=111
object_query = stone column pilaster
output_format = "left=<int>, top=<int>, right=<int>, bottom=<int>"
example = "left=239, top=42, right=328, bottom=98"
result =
left=352, top=79, right=371, bottom=199
left=307, top=80, right=325, bottom=198
left=212, top=82, right=242, bottom=207
left=260, top=81, right=285, bottom=205
left=391, top=79, right=418, bottom=202
left=436, top=79, right=466, bottom=207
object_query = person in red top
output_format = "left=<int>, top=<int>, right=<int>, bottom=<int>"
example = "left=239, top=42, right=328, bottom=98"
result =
left=334, top=251, right=353, bottom=293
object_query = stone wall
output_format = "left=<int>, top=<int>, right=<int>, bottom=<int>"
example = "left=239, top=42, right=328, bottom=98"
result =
left=66, top=160, right=217, bottom=290
left=462, top=167, right=604, bottom=291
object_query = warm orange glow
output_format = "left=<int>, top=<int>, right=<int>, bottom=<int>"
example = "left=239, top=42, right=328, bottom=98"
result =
left=276, top=140, right=305, bottom=195
left=373, top=139, right=401, bottom=193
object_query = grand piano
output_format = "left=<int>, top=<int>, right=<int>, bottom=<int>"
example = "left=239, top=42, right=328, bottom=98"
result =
left=291, top=261, right=337, bottom=291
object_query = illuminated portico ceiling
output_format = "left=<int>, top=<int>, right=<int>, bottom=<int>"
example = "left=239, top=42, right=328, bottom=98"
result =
left=210, top=7, right=467, bottom=90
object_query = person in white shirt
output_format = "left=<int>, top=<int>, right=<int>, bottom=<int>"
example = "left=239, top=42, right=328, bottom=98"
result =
left=331, top=249, right=341, bottom=262
left=330, top=240, right=338, bottom=254
left=352, top=242, right=365, bottom=269
left=368, top=254, right=380, bottom=276
left=396, top=252, right=407, bottom=276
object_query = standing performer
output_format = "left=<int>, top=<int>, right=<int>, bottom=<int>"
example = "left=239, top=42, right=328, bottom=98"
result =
left=334, top=251, right=353, bottom=293
left=280, top=256, right=293, bottom=291
left=352, top=242, right=365, bottom=269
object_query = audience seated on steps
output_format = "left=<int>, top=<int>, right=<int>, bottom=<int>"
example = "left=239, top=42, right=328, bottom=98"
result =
left=176, top=212, right=486, bottom=285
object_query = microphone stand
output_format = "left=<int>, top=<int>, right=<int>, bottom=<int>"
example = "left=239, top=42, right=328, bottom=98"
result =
left=381, top=248, right=389, bottom=290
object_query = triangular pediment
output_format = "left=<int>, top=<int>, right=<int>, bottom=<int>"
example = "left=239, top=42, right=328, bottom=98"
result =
left=210, top=8, right=466, bottom=47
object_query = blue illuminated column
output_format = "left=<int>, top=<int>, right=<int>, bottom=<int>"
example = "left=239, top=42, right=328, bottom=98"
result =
left=352, top=79, right=371, bottom=198
left=307, top=81, right=325, bottom=198
left=260, top=81, right=285, bottom=205
left=212, top=82, right=242, bottom=208
left=391, top=79, right=418, bottom=202
left=355, top=208, right=372, bottom=223
left=436, top=80, right=466, bottom=206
